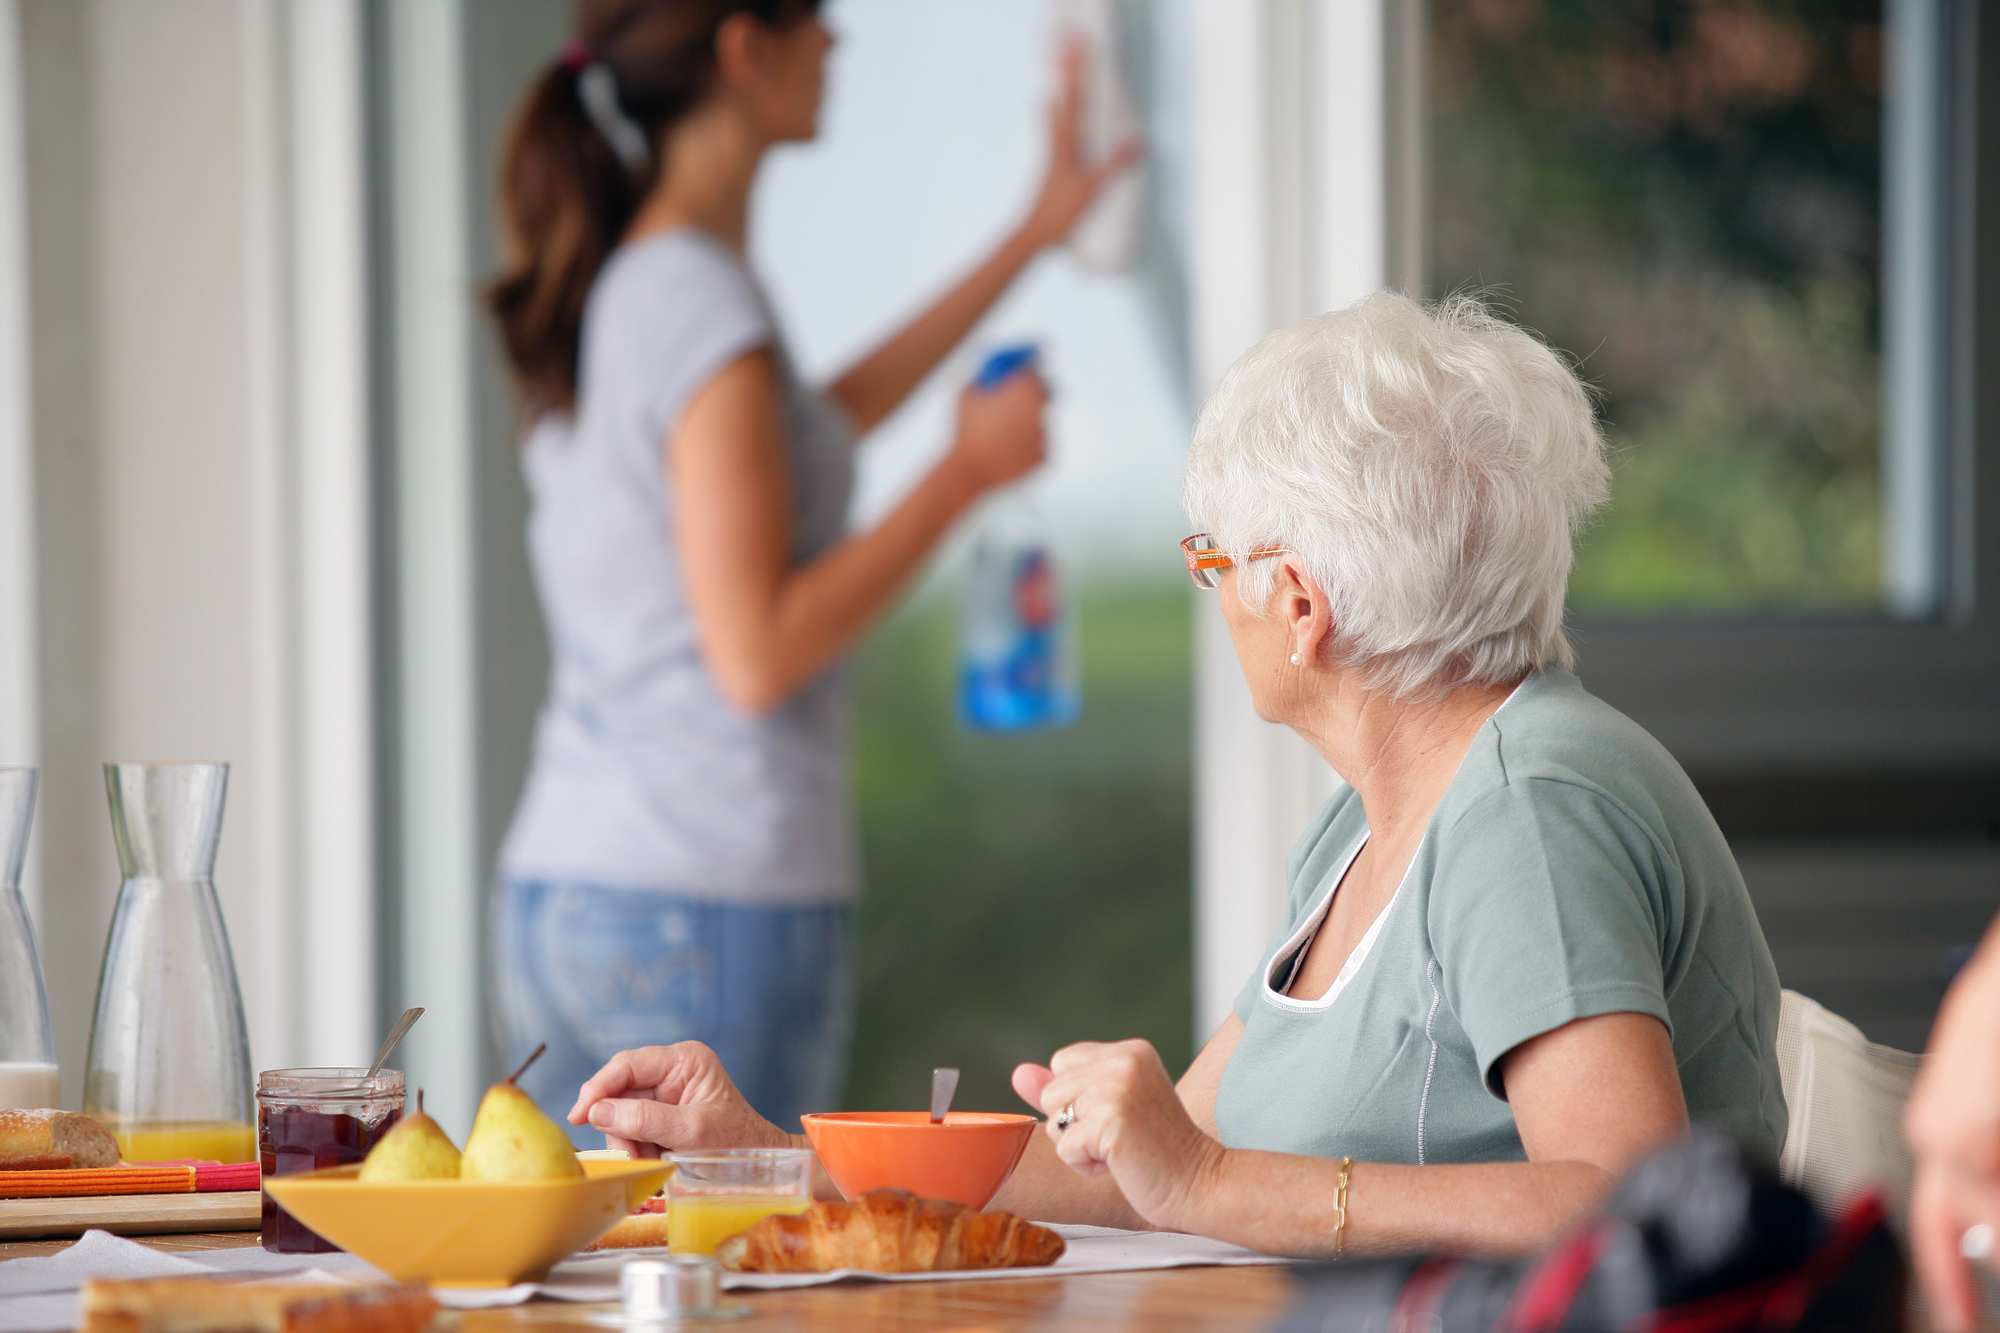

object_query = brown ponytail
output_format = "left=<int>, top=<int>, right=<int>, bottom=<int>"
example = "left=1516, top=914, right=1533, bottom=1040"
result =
left=486, top=0, right=823, bottom=415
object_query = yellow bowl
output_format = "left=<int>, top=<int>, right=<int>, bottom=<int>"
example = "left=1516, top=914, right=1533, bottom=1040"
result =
left=262, top=1159, right=672, bottom=1288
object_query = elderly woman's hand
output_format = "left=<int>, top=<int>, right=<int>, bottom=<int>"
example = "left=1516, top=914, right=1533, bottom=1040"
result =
left=1012, top=1040, right=1226, bottom=1231
left=569, top=1042, right=796, bottom=1159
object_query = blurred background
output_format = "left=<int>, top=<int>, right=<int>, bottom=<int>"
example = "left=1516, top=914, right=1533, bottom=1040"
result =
left=0, top=0, right=1993, bottom=1133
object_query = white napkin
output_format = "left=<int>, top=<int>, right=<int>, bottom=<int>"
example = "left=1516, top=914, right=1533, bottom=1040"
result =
left=0, top=1222, right=1291, bottom=1327
left=0, top=1231, right=382, bottom=1333
left=432, top=1224, right=1288, bottom=1307
left=0, top=1230, right=208, bottom=1298
left=716, top=1223, right=1287, bottom=1290
left=0, top=1232, right=630, bottom=1320
left=424, top=1251, right=640, bottom=1311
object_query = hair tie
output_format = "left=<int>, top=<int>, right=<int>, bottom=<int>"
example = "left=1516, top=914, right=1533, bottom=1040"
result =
left=571, top=58, right=651, bottom=175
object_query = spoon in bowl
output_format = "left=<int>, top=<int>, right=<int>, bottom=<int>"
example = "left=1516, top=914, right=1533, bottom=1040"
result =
left=930, top=1067, right=960, bottom=1124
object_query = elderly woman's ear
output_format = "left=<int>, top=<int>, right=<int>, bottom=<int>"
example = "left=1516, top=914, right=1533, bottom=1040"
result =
left=1218, top=556, right=1340, bottom=725
left=1272, top=559, right=1337, bottom=668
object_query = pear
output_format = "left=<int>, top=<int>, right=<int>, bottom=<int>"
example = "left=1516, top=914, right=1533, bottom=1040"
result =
left=459, top=1044, right=585, bottom=1182
left=359, top=1089, right=462, bottom=1181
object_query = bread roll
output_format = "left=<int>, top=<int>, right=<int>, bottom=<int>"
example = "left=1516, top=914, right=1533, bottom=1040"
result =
left=0, top=1109, right=120, bottom=1170
left=584, top=1208, right=673, bottom=1250
left=81, top=1277, right=435, bottom=1333
left=716, top=1188, right=1065, bottom=1273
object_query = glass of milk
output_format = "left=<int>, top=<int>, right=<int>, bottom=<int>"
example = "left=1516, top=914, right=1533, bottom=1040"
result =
left=0, top=767, right=60, bottom=1109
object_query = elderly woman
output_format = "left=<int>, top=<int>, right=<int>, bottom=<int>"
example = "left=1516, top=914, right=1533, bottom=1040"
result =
left=568, top=293, right=1788, bottom=1256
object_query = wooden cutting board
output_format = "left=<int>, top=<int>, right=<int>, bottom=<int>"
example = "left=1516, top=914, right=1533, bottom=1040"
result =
left=0, top=1191, right=262, bottom=1240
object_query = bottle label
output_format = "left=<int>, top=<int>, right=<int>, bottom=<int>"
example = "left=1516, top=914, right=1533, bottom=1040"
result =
left=959, top=546, right=1080, bottom=732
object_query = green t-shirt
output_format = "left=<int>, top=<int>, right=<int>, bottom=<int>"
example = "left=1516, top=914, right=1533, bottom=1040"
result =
left=1214, top=667, right=1787, bottom=1166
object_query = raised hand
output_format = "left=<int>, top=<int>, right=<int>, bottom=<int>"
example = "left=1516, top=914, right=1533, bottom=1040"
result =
left=568, top=1042, right=794, bottom=1159
left=1019, top=35, right=1142, bottom=253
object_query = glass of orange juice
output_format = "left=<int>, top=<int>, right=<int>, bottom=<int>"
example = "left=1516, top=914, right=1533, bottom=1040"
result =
left=665, top=1148, right=814, bottom=1255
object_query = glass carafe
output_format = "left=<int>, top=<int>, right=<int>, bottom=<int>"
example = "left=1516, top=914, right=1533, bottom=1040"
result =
left=0, top=768, right=59, bottom=1109
left=84, top=762, right=255, bottom=1162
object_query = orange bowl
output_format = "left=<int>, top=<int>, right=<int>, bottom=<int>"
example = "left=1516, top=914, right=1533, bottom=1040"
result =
left=800, top=1112, right=1037, bottom=1210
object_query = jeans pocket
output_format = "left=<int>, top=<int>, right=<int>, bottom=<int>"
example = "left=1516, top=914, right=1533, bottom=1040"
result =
left=545, top=888, right=721, bottom=1061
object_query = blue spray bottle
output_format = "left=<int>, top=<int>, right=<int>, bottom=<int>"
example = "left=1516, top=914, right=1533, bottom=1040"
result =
left=957, top=344, right=1080, bottom=732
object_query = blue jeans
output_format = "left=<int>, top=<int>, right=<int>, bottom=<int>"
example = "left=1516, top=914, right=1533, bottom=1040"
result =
left=492, top=880, right=852, bottom=1146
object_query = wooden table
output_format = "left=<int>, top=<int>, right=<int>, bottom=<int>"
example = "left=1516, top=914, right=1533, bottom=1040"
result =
left=0, top=1232, right=1297, bottom=1332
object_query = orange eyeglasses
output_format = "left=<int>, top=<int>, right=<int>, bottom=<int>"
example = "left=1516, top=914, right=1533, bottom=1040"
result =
left=1180, top=534, right=1292, bottom=589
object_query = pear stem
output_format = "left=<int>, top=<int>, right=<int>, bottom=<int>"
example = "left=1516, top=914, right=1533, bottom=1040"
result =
left=417, top=1089, right=425, bottom=1116
left=507, top=1043, right=548, bottom=1086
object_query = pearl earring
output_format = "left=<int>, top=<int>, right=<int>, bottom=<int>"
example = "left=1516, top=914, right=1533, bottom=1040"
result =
left=1290, top=652, right=1302, bottom=666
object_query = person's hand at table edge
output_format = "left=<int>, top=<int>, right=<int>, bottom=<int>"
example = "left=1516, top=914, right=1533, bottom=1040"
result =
left=569, top=1042, right=800, bottom=1158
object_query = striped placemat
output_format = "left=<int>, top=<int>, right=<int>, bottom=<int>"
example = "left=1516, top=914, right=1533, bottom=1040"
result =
left=0, top=1162, right=260, bottom=1199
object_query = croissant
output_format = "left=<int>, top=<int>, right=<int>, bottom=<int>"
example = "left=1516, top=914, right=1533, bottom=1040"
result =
left=714, top=1188, right=1065, bottom=1273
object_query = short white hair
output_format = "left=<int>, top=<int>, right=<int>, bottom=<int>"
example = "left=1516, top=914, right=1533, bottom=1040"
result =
left=1183, top=292, right=1610, bottom=700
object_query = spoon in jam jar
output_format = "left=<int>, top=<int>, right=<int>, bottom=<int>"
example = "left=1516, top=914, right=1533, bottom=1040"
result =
left=367, top=1007, right=424, bottom=1081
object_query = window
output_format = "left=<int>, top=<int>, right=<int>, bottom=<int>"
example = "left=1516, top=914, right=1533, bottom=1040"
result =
left=756, top=0, right=1196, bottom=1110
left=1429, top=0, right=1955, bottom=620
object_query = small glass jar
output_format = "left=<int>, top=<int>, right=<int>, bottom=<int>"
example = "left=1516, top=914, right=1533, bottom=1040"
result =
left=257, top=1068, right=404, bottom=1253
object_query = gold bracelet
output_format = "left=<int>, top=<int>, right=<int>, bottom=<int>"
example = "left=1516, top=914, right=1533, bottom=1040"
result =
left=1333, top=1156, right=1353, bottom=1255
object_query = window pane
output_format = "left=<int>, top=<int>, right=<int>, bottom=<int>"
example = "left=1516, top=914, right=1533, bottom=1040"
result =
left=755, top=0, right=1194, bottom=1113
left=1429, top=1, right=1901, bottom=616
left=849, top=588, right=1191, bottom=1112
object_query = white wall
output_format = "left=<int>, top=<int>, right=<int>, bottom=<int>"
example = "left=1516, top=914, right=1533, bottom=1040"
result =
left=285, top=0, right=377, bottom=1090
left=0, top=0, right=36, bottom=909
left=377, top=0, right=484, bottom=1137
left=9, top=0, right=375, bottom=1108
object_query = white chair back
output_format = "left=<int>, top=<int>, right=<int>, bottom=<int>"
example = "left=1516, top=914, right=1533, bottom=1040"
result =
left=1774, top=987, right=1923, bottom=1232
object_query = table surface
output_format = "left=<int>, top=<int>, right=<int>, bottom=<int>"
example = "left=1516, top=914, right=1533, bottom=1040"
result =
left=0, top=1231, right=1296, bottom=1333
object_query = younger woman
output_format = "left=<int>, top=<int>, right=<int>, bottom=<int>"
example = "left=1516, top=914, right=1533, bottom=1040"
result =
left=486, top=0, right=1134, bottom=1138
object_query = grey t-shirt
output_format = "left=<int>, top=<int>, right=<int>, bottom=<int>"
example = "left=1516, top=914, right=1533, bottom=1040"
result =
left=499, top=228, right=858, bottom=903
left=1214, top=667, right=1787, bottom=1165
